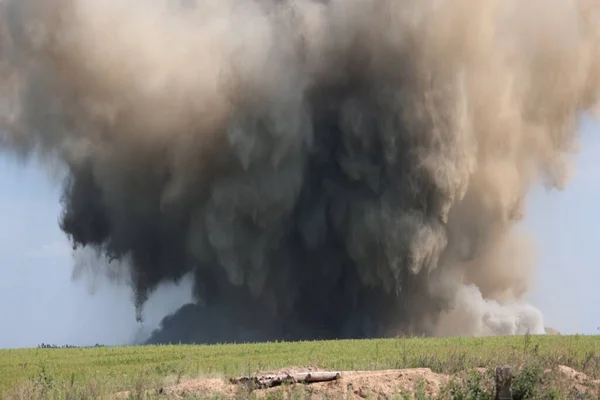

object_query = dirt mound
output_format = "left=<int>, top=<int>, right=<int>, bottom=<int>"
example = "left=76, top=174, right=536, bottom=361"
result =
left=301, top=368, right=448, bottom=399
left=155, top=368, right=450, bottom=399
left=113, top=365, right=600, bottom=399
left=555, top=365, right=600, bottom=394
left=158, top=377, right=237, bottom=399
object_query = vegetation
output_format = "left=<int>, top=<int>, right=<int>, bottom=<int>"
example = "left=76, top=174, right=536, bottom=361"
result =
left=0, top=334, right=599, bottom=399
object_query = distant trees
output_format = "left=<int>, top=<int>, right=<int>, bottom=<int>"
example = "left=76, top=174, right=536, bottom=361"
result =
left=37, top=343, right=106, bottom=349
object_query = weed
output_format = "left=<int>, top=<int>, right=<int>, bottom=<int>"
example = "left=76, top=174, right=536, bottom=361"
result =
left=414, top=378, right=428, bottom=400
left=512, top=362, right=544, bottom=400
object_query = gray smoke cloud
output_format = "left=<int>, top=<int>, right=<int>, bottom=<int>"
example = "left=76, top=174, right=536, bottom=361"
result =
left=0, top=0, right=599, bottom=343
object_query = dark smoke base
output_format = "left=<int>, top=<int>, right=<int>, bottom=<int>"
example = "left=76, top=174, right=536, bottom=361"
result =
left=56, top=12, right=452, bottom=343
left=61, top=100, right=448, bottom=343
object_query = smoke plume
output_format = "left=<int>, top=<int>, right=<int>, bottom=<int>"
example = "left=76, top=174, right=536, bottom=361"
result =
left=1, top=0, right=599, bottom=343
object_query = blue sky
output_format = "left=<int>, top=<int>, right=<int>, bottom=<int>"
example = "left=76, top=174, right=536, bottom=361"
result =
left=525, top=115, right=600, bottom=335
left=0, top=118, right=598, bottom=348
left=0, top=158, right=194, bottom=348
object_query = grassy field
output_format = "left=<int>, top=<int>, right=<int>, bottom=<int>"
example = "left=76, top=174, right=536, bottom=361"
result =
left=0, top=335, right=599, bottom=399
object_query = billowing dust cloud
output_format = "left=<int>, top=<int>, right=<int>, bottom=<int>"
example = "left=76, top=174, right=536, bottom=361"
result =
left=1, top=0, right=599, bottom=343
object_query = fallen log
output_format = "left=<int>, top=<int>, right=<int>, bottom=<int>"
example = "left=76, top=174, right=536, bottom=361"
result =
left=230, top=371, right=342, bottom=388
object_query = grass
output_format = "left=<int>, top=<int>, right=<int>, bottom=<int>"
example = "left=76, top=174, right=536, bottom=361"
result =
left=0, top=334, right=599, bottom=399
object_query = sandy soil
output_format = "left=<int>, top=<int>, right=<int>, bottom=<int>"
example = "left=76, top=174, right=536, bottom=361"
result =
left=114, top=365, right=600, bottom=399
left=166, top=368, right=449, bottom=399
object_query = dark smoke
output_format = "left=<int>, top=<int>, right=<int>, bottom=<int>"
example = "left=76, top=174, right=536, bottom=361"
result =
left=1, top=0, right=599, bottom=343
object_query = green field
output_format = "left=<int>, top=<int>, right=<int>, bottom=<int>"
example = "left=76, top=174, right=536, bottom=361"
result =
left=1, top=335, right=599, bottom=399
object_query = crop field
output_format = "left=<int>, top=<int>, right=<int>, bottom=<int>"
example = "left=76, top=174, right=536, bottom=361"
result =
left=0, top=335, right=599, bottom=399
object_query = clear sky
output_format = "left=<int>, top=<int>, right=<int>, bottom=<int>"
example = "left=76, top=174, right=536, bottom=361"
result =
left=0, top=117, right=598, bottom=349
